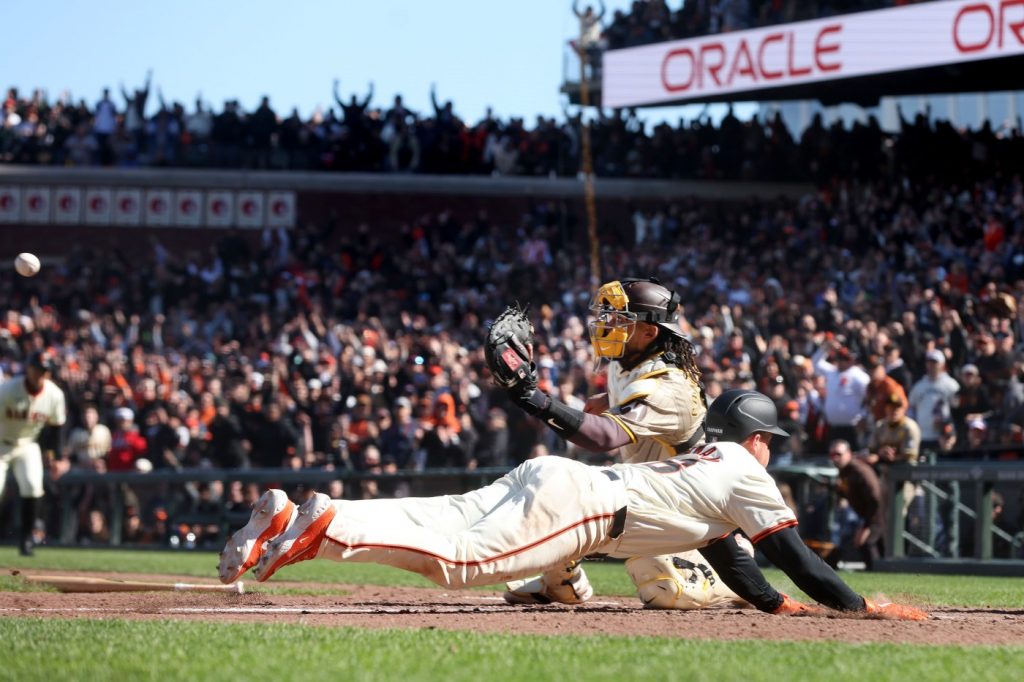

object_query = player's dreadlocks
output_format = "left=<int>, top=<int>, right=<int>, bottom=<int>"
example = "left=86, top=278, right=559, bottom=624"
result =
left=657, top=333, right=707, bottom=407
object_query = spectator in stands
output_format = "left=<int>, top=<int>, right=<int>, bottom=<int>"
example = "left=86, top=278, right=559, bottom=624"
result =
left=973, top=329, right=1014, bottom=392
left=143, top=405, right=185, bottom=470
left=773, top=400, right=806, bottom=465
left=572, top=0, right=606, bottom=79
left=883, top=343, right=914, bottom=394
left=813, top=340, right=870, bottom=448
left=908, top=349, right=960, bottom=456
left=333, top=79, right=374, bottom=131
left=248, top=95, right=277, bottom=169
left=866, top=359, right=908, bottom=424
left=374, top=405, right=408, bottom=470
left=951, top=363, right=993, bottom=440
left=121, top=70, right=152, bottom=152
left=207, top=398, right=250, bottom=469
left=186, top=96, right=214, bottom=145
left=475, top=406, right=511, bottom=468
left=965, top=417, right=989, bottom=450
left=93, top=88, right=118, bottom=165
left=107, top=408, right=148, bottom=472
left=64, top=404, right=112, bottom=468
left=354, top=444, right=383, bottom=499
left=248, top=401, right=299, bottom=468
left=4, top=74, right=1024, bottom=183
left=421, top=394, right=468, bottom=468
left=64, top=122, right=98, bottom=166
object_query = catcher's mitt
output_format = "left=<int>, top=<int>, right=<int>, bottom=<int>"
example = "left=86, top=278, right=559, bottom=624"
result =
left=485, top=305, right=537, bottom=393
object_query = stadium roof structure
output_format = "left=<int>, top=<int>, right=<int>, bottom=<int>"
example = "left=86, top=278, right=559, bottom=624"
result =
left=568, top=0, right=1024, bottom=109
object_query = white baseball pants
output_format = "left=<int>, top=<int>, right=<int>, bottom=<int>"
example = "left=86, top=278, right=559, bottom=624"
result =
left=317, top=457, right=628, bottom=588
left=0, top=442, right=45, bottom=498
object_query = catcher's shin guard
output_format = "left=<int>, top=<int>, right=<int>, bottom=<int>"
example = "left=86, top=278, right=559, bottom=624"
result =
left=626, top=552, right=743, bottom=610
left=504, top=560, right=594, bottom=605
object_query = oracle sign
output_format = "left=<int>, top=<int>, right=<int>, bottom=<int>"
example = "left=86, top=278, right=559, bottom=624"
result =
left=603, top=0, right=1024, bottom=107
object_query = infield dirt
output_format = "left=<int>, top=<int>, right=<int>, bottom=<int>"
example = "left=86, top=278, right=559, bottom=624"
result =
left=2, top=570, right=1022, bottom=645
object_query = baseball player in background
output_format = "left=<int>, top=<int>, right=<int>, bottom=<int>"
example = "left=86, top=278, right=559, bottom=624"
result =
left=500, top=277, right=736, bottom=608
left=0, top=351, right=67, bottom=556
left=217, top=389, right=926, bottom=621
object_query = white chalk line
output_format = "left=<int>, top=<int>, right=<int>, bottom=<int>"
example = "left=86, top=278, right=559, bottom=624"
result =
left=0, top=596, right=624, bottom=616
left=0, top=607, right=124, bottom=613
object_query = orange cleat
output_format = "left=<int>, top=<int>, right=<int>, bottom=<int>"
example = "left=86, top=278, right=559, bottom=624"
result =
left=253, top=492, right=336, bottom=582
left=771, top=593, right=825, bottom=616
left=864, top=598, right=929, bottom=621
left=218, top=489, right=296, bottom=584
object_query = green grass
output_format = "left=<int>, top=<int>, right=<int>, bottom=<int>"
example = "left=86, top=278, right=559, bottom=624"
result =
left=2, top=547, right=1022, bottom=607
left=0, top=618, right=1021, bottom=682
left=2, top=547, right=1024, bottom=681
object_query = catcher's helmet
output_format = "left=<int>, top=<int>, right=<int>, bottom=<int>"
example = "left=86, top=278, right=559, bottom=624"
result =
left=588, top=277, right=682, bottom=359
left=705, top=389, right=789, bottom=443
left=26, top=350, right=55, bottom=373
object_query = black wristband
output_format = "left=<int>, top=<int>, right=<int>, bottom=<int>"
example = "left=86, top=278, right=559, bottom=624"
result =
left=514, top=388, right=552, bottom=416
left=514, top=390, right=585, bottom=437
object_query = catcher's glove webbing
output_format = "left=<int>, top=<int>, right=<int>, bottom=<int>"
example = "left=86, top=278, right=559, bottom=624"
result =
left=484, top=305, right=536, bottom=392
left=484, top=306, right=583, bottom=435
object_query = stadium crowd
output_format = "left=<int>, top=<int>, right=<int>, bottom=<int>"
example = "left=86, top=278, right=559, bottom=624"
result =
left=601, top=1, right=938, bottom=49
left=1, top=166, right=1023, bottom=551
left=3, top=82, right=1023, bottom=184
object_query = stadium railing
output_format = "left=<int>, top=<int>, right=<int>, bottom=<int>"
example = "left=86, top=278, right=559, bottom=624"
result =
left=885, top=461, right=1024, bottom=563
left=54, top=466, right=512, bottom=548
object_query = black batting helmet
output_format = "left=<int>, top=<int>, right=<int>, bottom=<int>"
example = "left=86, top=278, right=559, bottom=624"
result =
left=705, top=389, right=789, bottom=443
left=26, top=351, right=55, bottom=373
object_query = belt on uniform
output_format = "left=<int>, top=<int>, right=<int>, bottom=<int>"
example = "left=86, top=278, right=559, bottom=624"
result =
left=601, top=469, right=627, bottom=539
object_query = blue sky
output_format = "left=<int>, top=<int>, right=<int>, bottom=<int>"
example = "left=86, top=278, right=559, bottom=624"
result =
left=2, top=0, right=743, bottom=124
left=3, top=0, right=615, bottom=120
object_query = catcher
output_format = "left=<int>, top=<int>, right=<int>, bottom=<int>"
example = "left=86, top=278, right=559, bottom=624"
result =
left=485, top=277, right=751, bottom=608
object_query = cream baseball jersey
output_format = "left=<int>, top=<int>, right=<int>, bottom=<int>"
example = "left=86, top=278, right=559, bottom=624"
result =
left=608, top=441, right=797, bottom=557
left=603, top=354, right=705, bottom=463
left=0, top=377, right=67, bottom=443
left=278, top=443, right=793, bottom=593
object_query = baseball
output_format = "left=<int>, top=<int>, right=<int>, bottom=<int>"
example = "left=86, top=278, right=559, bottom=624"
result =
left=14, top=252, right=40, bottom=277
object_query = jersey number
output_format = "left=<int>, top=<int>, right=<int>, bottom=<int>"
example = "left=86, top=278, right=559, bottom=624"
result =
left=641, top=445, right=720, bottom=474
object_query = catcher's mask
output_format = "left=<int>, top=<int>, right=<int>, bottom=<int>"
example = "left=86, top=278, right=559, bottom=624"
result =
left=588, top=277, right=681, bottom=359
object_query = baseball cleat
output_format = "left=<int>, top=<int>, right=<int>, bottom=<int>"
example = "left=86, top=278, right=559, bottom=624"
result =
left=504, top=560, right=593, bottom=605
left=253, top=492, right=336, bottom=582
left=218, top=489, right=296, bottom=584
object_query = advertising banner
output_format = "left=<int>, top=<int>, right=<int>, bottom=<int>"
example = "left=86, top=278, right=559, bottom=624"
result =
left=603, top=0, right=1024, bottom=107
